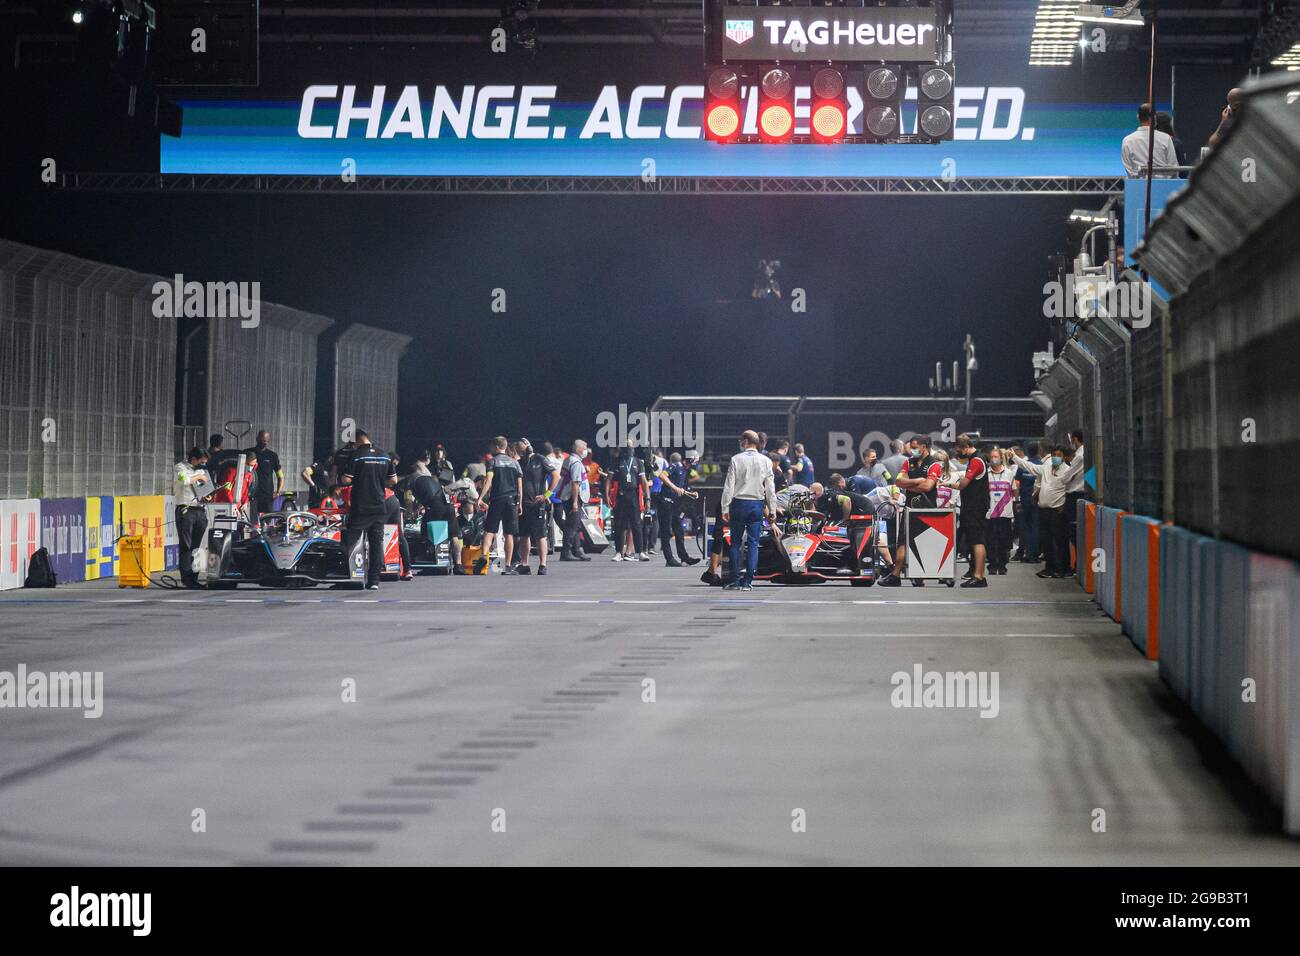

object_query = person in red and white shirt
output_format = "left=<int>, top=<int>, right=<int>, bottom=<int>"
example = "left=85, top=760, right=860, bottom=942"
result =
left=933, top=450, right=958, bottom=510
left=985, top=448, right=1017, bottom=574
left=880, top=434, right=944, bottom=587
left=944, top=434, right=990, bottom=588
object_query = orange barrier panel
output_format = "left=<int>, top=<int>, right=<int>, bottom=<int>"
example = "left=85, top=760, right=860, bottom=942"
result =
left=1146, top=524, right=1161, bottom=660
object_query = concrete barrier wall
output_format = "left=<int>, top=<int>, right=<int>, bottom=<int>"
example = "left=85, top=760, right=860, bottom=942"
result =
left=1095, top=506, right=1126, bottom=621
left=1156, top=524, right=1299, bottom=832
left=1120, top=515, right=1161, bottom=659
left=1244, top=552, right=1300, bottom=831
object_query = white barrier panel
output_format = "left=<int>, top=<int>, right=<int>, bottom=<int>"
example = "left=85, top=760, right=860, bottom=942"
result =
left=0, top=498, right=42, bottom=590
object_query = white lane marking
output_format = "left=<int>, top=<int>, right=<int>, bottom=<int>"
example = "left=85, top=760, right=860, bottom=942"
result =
left=850, top=599, right=1085, bottom=606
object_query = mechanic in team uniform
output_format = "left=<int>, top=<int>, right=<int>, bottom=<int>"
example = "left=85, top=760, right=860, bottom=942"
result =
left=475, top=436, right=523, bottom=575
left=301, top=454, right=334, bottom=508
left=816, top=474, right=876, bottom=576
left=332, top=439, right=358, bottom=488
left=173, top=447, right=211, bottom=589
left=384, top=484, right=413, bottom=581
left=879, top=434, right=942, bottom=587
left=846, top=464, right=880, bottom=496
left=411, top=449, right=465, bottom=574
left=431, top=445, right=455, bottom=487
left=655, top=452, right=699, bottom=567
left=608, top=440, right=649, bottom=561
left=204, top=434, right=233, bottom=473
left=773, top=440, right=793, bottom=487
left=243, top=430, right=284, bottom=526
left=947, top=433, right=990, bottom=588
left=790, top=443, right=815, bottom=487
left=515, top=439, right=554, bottom=575
left=205, top=433, right=239, bottom=498
left=341, top=431, right=397, bottom=590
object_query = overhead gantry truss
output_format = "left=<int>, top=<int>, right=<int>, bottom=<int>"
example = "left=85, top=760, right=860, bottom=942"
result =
left=55, top=172, right=1125, bottom=196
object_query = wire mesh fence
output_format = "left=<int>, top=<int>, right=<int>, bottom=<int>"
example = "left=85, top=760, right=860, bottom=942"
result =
left=0, top=240, right=175, bottom=499
left=332, top=324, right=412, bottom=455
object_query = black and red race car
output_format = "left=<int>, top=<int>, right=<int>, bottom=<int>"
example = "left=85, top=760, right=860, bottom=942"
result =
left=718, top=491, right=883, bottom=586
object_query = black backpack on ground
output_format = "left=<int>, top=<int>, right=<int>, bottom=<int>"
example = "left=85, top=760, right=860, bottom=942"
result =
left=24, top=548, right=57, bottom=588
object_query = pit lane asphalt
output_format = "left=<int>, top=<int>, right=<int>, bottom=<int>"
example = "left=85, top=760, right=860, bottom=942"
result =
left=1, top=560, right=1296, bottom=866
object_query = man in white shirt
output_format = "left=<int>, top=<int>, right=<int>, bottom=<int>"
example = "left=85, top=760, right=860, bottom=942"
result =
left=1121, top=103, right=1179, bottom=177
left=174, top=447, right=212, bottom=588
left=720, top=430, right=778, bottom=591
left=1012, top=444, right=1073, bottom=578
left=1061, top=429, right=1087, bottom=571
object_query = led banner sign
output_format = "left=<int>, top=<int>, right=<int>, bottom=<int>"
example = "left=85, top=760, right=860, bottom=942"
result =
left=719, top=4, right=944, bottom=63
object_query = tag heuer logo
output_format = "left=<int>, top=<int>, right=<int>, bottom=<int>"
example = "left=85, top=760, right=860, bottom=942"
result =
left=725, top=18, right=754, bottom=44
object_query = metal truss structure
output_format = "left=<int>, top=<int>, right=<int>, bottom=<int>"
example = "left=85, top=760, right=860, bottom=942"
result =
left=56, top=172, right=1124, bottom=197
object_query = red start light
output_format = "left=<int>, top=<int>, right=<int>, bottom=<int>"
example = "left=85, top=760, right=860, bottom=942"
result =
left=706, top=103, right=741, bottom=141
left=811, top=102, right=846, bottom=141
left=759, top=103, right=794, bottom=140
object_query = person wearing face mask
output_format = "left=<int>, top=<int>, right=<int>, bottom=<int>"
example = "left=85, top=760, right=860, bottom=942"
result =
left=879, top=439, right=908, bottom=487
left=1062, top=430, right=1087, bottom=572
left=1012, top=444, right=1073, bottom=578
left=985, top=448, right=1017, bottom=575
left=431, top=444, right=456, bottom=488
left=944, top=434, right=990, bottom=588
left=879, top=434, right=942, bottom=587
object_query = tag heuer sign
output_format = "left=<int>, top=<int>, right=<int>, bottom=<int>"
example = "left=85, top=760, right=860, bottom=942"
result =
left=720, top=4, right=943, bottom=62
left=725, top=18, right=754, bottom=45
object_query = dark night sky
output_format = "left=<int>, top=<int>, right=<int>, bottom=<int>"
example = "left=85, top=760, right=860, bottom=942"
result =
left=16, top=187, right=1077, bottom=456
left=2, top=16, right=1207, bottom=462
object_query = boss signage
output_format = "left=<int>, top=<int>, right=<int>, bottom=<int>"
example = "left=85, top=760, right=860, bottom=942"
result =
left=720, top=4, right=943, bottom=62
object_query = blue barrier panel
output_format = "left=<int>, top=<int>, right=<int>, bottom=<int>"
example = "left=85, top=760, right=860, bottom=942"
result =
left=1205, top=540, right=1250, bottom=748
left=1096, top=507, right=1120, bottom=620
left=1157, top=527, right=1297, bottom=832
left=1189, top=534, right=1215, bottom=724
left=1244, top=552, right=1300, bottom=833
left=1159, top=525, right=1196, bottom=702
left=1121, top=515, right=1159, bottom=656
left=1219, top=541, right=1252, bottom=763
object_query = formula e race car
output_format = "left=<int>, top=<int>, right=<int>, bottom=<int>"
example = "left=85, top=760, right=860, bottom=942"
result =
left=404, top=515, right=454, bottom=574
left=718, top=490, right=883, bottom=586
left=204, top=511, right=399, bottom=588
